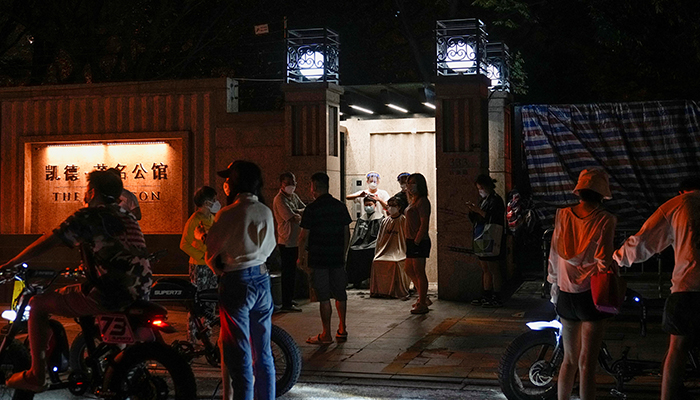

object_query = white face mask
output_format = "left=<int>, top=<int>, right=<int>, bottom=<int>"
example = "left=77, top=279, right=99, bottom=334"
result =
left=400, top=183, right=407, bottom=191
left=209, top=200, right=222, bottom=213
left=223, top=181, right=230, bottom=197
left=478, top=189, right=488, bottom=198
left=364, top=205, right=375, bottom=215
left=368, top=182, right=378, bottom=190
left=388, top=206, right=399, bottom=216
left=283, top=185, right=296, bottom=195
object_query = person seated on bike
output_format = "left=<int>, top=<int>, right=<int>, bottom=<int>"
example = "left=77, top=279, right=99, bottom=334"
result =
left=0, top=170, right=152, bottom=392
left=547, top=169, right=617, bottom=400
left=614, top=177, right=700, bottom=400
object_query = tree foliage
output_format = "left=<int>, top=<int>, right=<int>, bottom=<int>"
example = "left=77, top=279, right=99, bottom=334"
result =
left=0, top=0, right=698, bottom=105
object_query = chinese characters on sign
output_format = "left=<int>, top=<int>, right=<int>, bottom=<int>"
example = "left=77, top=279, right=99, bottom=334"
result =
left=44, top=163, right=169, bottom=181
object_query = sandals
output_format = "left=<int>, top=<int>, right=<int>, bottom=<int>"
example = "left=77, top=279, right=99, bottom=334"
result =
left=335, top=330, right=348, bottom=342
left=411, top=304, right=430, bottom=314
left=6, top=370, right=47, bottom=392
left=413, top=298, right=433, bottom=307
left=306, top=334, right=333, bottom=345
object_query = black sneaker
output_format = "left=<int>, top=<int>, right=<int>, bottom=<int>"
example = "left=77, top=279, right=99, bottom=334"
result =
left=482, top=298, right=503, bottom=308
left=471, top=297, right=487, bottom=306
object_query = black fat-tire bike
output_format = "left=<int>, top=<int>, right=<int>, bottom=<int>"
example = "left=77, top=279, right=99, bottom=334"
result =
left=149, top=277, right=303, bottom=397
left=498, top=288, right=700, bottom=400
left=0, top=262, right=196, bottom=400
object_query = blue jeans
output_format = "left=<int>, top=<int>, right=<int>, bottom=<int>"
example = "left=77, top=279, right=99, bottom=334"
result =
left=219, top=266, right=275, bottom=400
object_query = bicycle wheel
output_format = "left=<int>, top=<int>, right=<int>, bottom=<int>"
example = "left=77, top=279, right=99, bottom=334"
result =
left=0, top=340, right=35, bottom=400
left=498, top=330, right=562, bottom=400
left=271, top=324, right=301, bottom=397
left=69, top=332, right=121, bottom=375
left=105, top=342, right=196, bottom=400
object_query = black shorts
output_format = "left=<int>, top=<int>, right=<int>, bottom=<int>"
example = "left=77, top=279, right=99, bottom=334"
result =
left=311, top=267, right=348, bottom=302
left=406, top=238, right=431, bottom=258
left=663, top=292, right=700, bottom=336
left=556, top=290, right=613, bottom=322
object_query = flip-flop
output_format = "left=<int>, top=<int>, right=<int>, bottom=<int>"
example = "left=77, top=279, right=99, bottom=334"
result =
left=306, top=334, right=333, bottom=345
left=335, top=330, right=348, bottom=341
left=6, top=370, right=47, bottom=393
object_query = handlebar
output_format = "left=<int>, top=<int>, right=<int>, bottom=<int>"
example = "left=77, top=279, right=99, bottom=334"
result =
left=0, top=264, right=84, bottom=286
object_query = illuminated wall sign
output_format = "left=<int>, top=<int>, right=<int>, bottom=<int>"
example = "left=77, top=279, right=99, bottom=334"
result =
left=28, top=140, right=183, bottom=235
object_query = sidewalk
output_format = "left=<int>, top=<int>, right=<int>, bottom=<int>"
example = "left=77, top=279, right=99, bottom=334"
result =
left=52, top=275, right=670, bottom=395
left=272, top=277, right=669, bottom=391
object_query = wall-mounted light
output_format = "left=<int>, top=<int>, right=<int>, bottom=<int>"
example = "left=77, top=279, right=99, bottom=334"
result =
left=287, top=28, right=340, bottom=84
left=422, top=102, right=436, bottom=110
left=349, top=105, right=374, bottom=114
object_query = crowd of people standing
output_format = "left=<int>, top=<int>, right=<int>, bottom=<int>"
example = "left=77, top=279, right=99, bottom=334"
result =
left=1, top=157, right=698, bottom=400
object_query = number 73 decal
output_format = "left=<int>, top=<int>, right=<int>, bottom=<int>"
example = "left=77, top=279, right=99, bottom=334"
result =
left=98, top=314, right=135, bottom=344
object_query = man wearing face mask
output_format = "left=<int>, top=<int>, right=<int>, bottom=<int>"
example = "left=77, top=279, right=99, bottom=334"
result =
left=273, top=172, right=306, bottom=312
left=347, top=171, right=390, bottom=215
left=204, top=161, right=276, bottom=400
left=180, top=186, right=220, bottom=342
left=346, top=197, right=384, bottom=289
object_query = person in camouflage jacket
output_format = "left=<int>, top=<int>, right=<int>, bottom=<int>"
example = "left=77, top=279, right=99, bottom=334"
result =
left=0, top=170, right=151, bottom=392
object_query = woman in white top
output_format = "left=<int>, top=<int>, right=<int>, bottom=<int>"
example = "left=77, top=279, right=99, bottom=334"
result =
left=547, top=169, right=617, bottom=400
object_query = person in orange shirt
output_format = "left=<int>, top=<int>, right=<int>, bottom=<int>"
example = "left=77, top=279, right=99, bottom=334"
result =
left=614, top=177, right=700, bottom=400
left=547, top=169, right=617, bottom=400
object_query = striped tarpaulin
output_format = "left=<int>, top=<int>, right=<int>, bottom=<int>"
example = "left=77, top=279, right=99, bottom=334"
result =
left=522, top=100, right=700, bottom=232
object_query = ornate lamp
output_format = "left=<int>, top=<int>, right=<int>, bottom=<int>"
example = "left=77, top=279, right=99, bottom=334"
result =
left=286, top=28, right=340, bottom=84
left=485, top=42, right=511, bottom=91
left=436, top=19, right=488, bottom=76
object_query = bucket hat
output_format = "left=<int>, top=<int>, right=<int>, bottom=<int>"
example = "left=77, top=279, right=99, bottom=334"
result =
left=573, top=169, right=612, bottom=199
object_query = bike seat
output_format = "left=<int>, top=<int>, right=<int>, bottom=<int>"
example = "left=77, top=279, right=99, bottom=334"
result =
left=198, top=289, right=219, bottom=302
left=125, top=300, right=169, bottom=318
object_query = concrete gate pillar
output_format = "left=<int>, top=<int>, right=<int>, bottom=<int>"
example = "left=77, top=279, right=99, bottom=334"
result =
left=488, top=90, right=515, bottom=280
left=282, top=83, right=344, bottom=199
left=488, top=91, right=513, bottom=199
left=435, top=75, right=490, bottom=302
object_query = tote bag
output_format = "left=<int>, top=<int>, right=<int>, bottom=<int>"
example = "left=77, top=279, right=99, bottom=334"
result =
left=473, top=222, right=503, bottom=257
left=590, top=270, right=627, bottom=314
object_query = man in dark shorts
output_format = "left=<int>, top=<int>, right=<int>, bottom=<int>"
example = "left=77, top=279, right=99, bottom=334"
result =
left=297, top=172, right=352, bottom=345
left=614, top=177, right=700, bottom=400
left=0, top=170, right=152, bottom=392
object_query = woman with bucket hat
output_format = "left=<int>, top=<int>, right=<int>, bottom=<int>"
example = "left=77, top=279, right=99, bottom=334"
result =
left=547, top=169, right=618, bottom=400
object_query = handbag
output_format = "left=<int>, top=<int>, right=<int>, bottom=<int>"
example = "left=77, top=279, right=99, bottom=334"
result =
left=473, top=222, right=503, bottom=257
left=590, top=270, right=627, bottom=314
